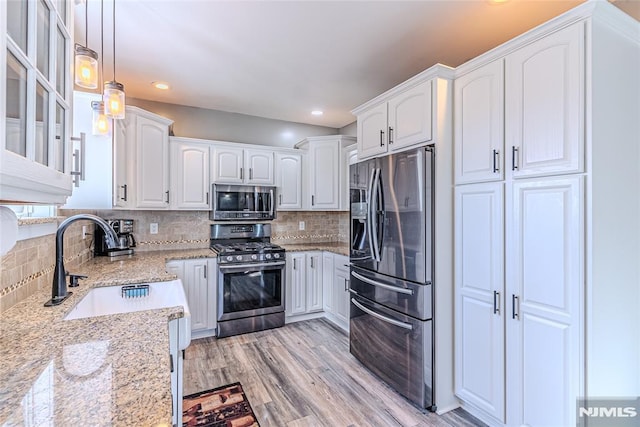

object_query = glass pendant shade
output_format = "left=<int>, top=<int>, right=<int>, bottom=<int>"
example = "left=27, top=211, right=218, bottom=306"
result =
left=74, top=44, right=99, bottom=89
left=103, top=81, right=125, bottom=119
left=91, top=101, right=110, bottom=135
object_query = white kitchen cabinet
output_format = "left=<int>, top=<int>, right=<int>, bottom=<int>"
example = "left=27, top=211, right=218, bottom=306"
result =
left=321, top=252, right=335, bottom=314
left=275, top=152, right=302, bottom=210
left=112, top=106, right=173, bottom=209
left=505, top=22, right=583, bottom=179
left=355, top=80, right=433, bottom=160
left=454, top=182, right=505, bottom=421
left=295, top=135, right=355, bottom=210
left=305, top=252, right=323, bottom=312
left=211, top=145, right=274, bottom=185
left=166, top=258, right=217, bottom=338
left=170, top=138, right=210, bottom=210
left=0, top=0, right=73, bottom=204
left=454, top=6, right=640, bottom=426
left=330, top=255, right=350, bottom=331
left=286, top=252, right=307, bottom=317
left=454, top=60, right=504, bottom=184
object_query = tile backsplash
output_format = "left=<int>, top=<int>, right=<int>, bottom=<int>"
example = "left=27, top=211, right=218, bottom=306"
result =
left=1, top=209, right=348, bottom=312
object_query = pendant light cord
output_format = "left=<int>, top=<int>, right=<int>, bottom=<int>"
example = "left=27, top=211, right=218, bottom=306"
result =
left=112, top=0, right=116, bottom=81
left=101, top=0, right=104, bottom=84
left=85, top=0, right=88, bottom=47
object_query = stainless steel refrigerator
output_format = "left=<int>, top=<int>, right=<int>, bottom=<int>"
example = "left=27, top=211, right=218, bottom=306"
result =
left=349, top=145, right=436, bottom=411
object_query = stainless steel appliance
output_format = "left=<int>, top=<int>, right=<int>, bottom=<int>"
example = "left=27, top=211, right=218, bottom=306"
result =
left=210, top=184, right=276, bottom=221
left=349, top=146, right=436, bottom=411
left=94, top=219, right=136, bottom=257
left=210, top=223, right=285, bottom=337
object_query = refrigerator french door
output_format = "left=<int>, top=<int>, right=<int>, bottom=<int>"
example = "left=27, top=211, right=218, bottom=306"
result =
left=349, top=146, right=436, bottom=411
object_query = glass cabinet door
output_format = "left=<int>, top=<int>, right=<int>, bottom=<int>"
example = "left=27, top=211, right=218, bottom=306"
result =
left=5, top=51, right=27, bottom=157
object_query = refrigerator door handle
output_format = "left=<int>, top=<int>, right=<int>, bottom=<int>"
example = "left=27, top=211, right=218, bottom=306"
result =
left=351, top=298, right=413, bottom=330
left=374, top=168, right=384, bottom=261
left=368, top=168, right=382, bottom=262
left=351, top=270, right=414, bottom=295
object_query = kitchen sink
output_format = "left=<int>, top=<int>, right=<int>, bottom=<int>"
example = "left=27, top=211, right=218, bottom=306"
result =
left=64, top=279, right=191, bottom=350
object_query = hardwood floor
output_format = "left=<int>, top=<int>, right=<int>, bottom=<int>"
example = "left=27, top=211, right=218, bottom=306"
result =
left=184, top=318, right=485, bottom=427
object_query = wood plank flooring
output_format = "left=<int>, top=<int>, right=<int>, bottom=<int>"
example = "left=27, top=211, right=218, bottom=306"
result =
left=184, top=318, right=485, bottom=427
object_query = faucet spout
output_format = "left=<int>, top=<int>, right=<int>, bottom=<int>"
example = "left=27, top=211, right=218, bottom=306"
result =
left=45, top=214, right=119, bottom=307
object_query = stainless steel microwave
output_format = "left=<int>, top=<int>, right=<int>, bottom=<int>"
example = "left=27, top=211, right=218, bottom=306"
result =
left=210, top=184, right=276, bottom=221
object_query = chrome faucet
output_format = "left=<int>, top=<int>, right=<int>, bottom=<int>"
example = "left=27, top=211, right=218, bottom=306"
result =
left=45, top=214, right=119, bottom=307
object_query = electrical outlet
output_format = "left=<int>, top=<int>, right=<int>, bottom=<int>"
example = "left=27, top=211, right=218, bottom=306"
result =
left=150, top=223, right=159, bottom=234
left=82, top=225, right=88, bottom=240
left=299, top=221, right=305, bottom=231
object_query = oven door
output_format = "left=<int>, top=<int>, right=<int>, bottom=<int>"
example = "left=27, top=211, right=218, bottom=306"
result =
left=217, top=260, right=285, bottom=321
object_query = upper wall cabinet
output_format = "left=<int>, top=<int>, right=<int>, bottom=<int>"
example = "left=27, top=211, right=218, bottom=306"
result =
left=275, top=152, right=303, bottom=210
left=211, top=146, right=274, bottom=185
left=295, top=135, right=355, bottom=211
left=1, top=0, right=74, bottom=204
left=113, top=106, right=174, bottom=209
left=170, top=138, right=210, bottom=210
left=505, top=22, right=584, bottom=179
left=354, top=79, right=435, bottom=160
left=454, top=60, right=504, bottom=184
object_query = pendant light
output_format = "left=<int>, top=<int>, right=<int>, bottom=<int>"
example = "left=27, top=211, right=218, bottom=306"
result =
left=91, top=0, right=110, bottom=135
left=104, top=0, right=125, bottom=119
left=74, top=0, right=99, bottom=88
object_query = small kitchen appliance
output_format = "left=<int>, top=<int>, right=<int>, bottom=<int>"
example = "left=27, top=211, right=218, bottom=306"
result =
left=210, top=184, right=276, bottom=221
left=94, top=219, right=136, bottom=257
left=210, top=223, right=285, bottom=338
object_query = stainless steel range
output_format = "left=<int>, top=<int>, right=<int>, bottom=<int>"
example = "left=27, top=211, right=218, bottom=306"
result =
left=210, top=223, right=286, bottom=338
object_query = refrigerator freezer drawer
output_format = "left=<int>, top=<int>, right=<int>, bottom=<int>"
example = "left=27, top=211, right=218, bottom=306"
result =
left=349, top=294, right=433, bottom=410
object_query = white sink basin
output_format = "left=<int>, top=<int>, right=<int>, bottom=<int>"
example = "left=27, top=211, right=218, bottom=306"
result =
left=64, top=280, right=191, bottom=349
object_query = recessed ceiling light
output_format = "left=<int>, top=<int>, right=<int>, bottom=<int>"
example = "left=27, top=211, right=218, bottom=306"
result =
left=152, top=81, right=170, bottom=90
left=311, top=110, right=323, bottom=116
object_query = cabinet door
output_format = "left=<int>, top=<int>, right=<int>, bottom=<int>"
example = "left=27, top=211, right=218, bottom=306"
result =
left=455, top=60, right=504, bottom=184
left=454, top=182, right=505, bottom=421
left=276, top=153, right=302, bottom=210
left=306, top=252, right=323, bottom=312
left=505, top=176, right=583, bottom=427
left=506, top=22, right=584, bottom=178
left=112, top=118, right=132, bottom=208
left=245, top=149, right=274, bottom=184
left=310, top=141, right=340, bottom=209
left=357, top=103, right=388, bottom=159
left=322, top=252, right=335, bottom=312
left=184, top=259, right=210, bottom=332
left=333, top=265, right=350, bottom=329
left=136, top=115, right=170, bottom=209
left=171, top=141, right=210, bottom=210
left=286, top=253, right=307, bottom=316
left=388, top=80, right=433, bottom=151
left=211, top=146, right=243, bottom=183
left=207, top=258, right=218, bottom=332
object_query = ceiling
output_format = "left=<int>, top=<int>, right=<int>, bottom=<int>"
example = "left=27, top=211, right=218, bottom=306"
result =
left=76, top=0, right=639, bottom=129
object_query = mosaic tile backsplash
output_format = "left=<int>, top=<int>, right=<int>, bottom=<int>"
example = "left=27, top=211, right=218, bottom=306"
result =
left=0, top=209, right=348, bottom=312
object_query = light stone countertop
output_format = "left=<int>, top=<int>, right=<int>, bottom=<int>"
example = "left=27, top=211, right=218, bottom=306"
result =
left=276, top=242, right=349, bottom=257
left=0, top=248, right=215, bottom=427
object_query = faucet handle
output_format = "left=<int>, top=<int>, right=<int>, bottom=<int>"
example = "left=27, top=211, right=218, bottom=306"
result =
left=69, top=274, right=88, bottom=288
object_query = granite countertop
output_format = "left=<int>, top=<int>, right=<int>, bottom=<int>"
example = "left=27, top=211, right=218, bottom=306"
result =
left=0, top=248, right=215, bottom=427
left=277, top=242, right=349, bottom=257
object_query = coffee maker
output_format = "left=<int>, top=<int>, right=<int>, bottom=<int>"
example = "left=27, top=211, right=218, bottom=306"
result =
left=95, top=219, right=136, bottom=257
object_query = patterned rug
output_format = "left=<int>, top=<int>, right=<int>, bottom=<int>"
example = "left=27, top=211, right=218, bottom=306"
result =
left=182, top=382, right=260, bottom=427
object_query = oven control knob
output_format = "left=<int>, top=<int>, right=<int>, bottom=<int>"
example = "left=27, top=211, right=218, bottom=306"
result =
left=265, top=253, right=272, bottom=259
left=226, top=256, right=233, bottom=262
left=273, top=253, right=280, bottom=259
left=236, top=255, right=243, bottom=261
left=251, top=254, right=258, bottom=260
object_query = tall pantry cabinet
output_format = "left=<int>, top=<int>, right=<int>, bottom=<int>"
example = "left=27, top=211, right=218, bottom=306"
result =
left=453, top=3, right=640, bottom=426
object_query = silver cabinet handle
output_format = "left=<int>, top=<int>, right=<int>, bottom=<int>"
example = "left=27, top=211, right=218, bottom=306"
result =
left=351, top=270, right=413, bottom=295
left=379, top=130, right=385, bottom=147
left=204, top=265, right=207, bottom=279
left=388, top=126, right=394, bottom=144
left=311, top=195, right=315, bottom=206
left=70, top=133, right=86, bottom=187
left=279, top=194, right=282, bottom=206
left=493, top=149, right=500, bottom=173
left=121, top=184, right=128, bottom=201
left=293, top=258, right=297, bottom=270
left=165, top=190, right=170, bottom=204
left=351, top=298, right=412, bottom=330
left=512, top=146, right=519, bottom=171
left=310, top=257, right=314, bottom=268
left=493, top=290, right=500, bottom=314
left=249, top=168, right=253, bottom=180
left=512, top=294, right=519, bottom=319
left=240, top=167, right=243, bottom=180
left=344, top=278, right=349, bottom=292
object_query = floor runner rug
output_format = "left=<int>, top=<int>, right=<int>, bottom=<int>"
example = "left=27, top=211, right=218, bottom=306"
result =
left=183, top=382, right=260, bottom=427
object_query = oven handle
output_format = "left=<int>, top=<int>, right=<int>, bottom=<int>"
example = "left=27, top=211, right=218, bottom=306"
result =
left=219, top=261, right=286, bottom=270
left=351, top=298, right=413, bottom=330
left=351, top=270, right=414, bottom=295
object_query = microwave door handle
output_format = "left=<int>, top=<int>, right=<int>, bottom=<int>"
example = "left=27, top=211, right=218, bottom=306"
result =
left=270, top=188, right=274, bottom=217
left=351, top=298, right=413, bottom=330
